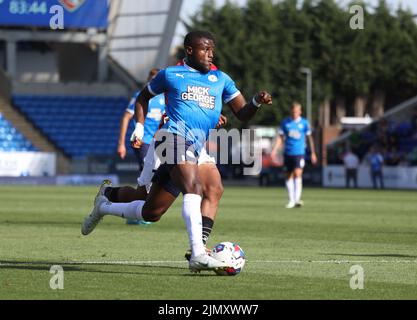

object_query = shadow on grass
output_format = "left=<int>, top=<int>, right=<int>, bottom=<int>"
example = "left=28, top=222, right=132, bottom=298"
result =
left=324, top=253, right=417, bottom=259
left=1, top=220, right=82, bottom=227
left=0, top=260, right=203, bottom=277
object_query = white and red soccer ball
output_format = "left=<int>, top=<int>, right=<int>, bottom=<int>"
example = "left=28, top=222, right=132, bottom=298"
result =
left=210, top=242, right=246, bottom=276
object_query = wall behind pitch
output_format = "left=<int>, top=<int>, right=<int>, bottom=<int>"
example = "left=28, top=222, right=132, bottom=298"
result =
left=323, top=165, right=417, bottom=190
left=0, top=152, right=56, bottom=177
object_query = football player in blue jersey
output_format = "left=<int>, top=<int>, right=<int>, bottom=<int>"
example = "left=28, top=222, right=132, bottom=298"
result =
left=117, top=68, right=164, bottom=166
left=104, top=113, right=227, bottom=260
left=82, top=31, right=272, bottom=272
left=271, top=102, right=317, bottom=209
left=116, top=68, right=165, bottom=225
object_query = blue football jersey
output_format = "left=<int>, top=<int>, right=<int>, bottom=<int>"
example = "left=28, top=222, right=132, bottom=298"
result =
left=147, top=62, right=240, bottom=151
left=279, top=117, right=312, bottom=156
left=369, top=153, right=384, bottom=172
left=127, top=91, right=165, bottom=145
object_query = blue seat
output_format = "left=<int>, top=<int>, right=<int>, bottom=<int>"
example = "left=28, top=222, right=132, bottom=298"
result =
left=13, top=94, right=133, bottom=157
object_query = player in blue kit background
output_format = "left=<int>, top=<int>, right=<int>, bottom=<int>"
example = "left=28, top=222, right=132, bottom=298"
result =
left=82, top=30, right=273, bottom=272
left=117, top=68, right=165, bottom=169
left=116, top=68, right=165, bottom=225
left=271, top=102, right=317, bottom=209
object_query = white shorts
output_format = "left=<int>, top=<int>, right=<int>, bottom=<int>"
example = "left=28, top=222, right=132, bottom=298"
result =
left=137, top=137, right=216, bottom=189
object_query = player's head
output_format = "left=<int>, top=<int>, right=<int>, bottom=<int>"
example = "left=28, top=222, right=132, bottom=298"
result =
left=184, top=30, right=216, bottom=74
left=147, top=68, right=160, bottom=82
left=290, top=101, right=302, bottom=119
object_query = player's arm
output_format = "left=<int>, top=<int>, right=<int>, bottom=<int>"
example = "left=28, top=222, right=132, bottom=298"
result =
left=117, top=111, right=133, bottom=159
left=227, top=91, right=272, bottom=122
left=216, top=114, right=228, bottom=128
left=131, top=86, right=154, bottom=148
left=307, top=134, right=318, bottom=165
left=271, top=134, right=284, bottom=159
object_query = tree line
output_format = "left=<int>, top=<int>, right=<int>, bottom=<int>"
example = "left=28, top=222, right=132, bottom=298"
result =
left=178, top=0, right=417, bottom=128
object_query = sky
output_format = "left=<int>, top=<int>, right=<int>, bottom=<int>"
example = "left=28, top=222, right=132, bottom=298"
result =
left=172, top=0, right=417, bottom=48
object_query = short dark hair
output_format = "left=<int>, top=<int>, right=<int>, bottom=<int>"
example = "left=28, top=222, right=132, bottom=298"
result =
left=184, top=30, right=215, bottom=48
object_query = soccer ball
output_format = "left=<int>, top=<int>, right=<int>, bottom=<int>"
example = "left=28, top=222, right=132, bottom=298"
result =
left=210, top=242, right=245, bottom=276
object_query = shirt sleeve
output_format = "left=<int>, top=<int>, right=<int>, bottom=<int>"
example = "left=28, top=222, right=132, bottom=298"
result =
left=148, top=70, right=167, bottom=96
left=278, top=120, right=285, bottom=136
left=305, top=119, right=312, bottom=135
left=126, top=91, right=140, bottom=114
left=222, top=72, right=241, bottom=104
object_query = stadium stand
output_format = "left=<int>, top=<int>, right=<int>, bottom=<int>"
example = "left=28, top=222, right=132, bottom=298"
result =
left=12, top=95, right=130, bottom=158
left=0, top=112, right=37, bottom=152
left=327, top=96, right=417, bottom=167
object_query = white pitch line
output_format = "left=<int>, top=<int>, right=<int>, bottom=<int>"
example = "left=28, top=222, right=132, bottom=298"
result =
left=3, top=260, right=417, bottom=266
left=255, top=260, right=417, bottom=264
left=76, top=260, right=417, bottom=264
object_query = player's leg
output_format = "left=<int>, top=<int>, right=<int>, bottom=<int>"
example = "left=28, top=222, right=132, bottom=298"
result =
left=140, top=182, right=178, bottom=221
left=81, top=180, right=177, bottom=236
left=293, top=167, right=304, bottom=207
left=353, top=170, right=358, bottom=188
left=284, top=155, right=296, bottom=208
left=199, top=163, right=224, bottom=245
left=184, top=163, right=224, bottom=261
left=99, top=156, right=177, bottom=224
left=371, top=171, right=377, bottom=189
left=105, top=185, right=148, bottom=203
left=170, top=162, right=205, bottom=255
left=123, top=143, right=150, bottom=224
left=285, top=171, right=296, bottom=208
left=379, top=171, right=384, bottom=189
left=82, top=182, right=172, bottom=235
left=103, top=140, right=156, bottom=203
left=169, top=162, right=227, bottom=272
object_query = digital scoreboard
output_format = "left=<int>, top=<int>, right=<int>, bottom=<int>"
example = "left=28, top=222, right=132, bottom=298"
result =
left=0, top=0, right=108, bottom=29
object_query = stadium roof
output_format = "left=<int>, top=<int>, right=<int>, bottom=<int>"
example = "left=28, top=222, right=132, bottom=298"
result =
left=108, top=0, right=183, bottom=84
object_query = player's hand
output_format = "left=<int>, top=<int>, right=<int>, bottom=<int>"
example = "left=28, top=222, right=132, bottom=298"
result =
left=254, top=91, right=273, bottom=106
left=118, top=144, right=127, bottom=159
left=216, top=114, right=228, bottom=128
left=130, top=123, right=144, bottom=149
left=311, top=153, right=318, bottom=165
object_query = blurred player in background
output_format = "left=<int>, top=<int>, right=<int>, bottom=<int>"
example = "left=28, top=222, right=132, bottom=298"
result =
left=271, top=102, right=317, bottom=209
left=367, top=145, right=385, bottom=189
left=116, top=68, right=165, bottom=225
left=82, top=30, right=272, bottom=272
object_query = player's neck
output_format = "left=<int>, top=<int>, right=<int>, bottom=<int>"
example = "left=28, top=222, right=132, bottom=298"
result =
left=291, top=116, right=302, bottom=122
left=184, top=58, right=207, bottom=74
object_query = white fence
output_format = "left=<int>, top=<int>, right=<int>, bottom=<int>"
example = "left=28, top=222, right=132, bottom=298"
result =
left=0, top=152, right=56, bottom=177
left=323, top=165, right=417, bottom=189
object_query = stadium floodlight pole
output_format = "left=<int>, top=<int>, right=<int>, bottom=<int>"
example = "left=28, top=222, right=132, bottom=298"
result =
left=300, top=67, right=312, bottom=125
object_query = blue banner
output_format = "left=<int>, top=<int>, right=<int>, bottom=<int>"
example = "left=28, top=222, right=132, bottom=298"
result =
left=0, top=0, right=108, bottom=29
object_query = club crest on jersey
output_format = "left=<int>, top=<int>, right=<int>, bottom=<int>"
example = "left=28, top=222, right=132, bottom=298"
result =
left=181, top=86, right=216, bottom=110
left=208, top=75, right=218, bottom=82
left=58, top=0, right=86, bottom=12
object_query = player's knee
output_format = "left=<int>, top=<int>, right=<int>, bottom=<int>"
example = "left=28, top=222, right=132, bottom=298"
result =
left=142, top=207, right=167, bottom=222
left=205, top=183, right=224, bottom=201
left=183, top=180, right=202, bottom=195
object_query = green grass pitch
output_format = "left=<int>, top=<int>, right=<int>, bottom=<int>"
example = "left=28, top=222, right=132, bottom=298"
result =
left=0, top=185, right=416, bottom=300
